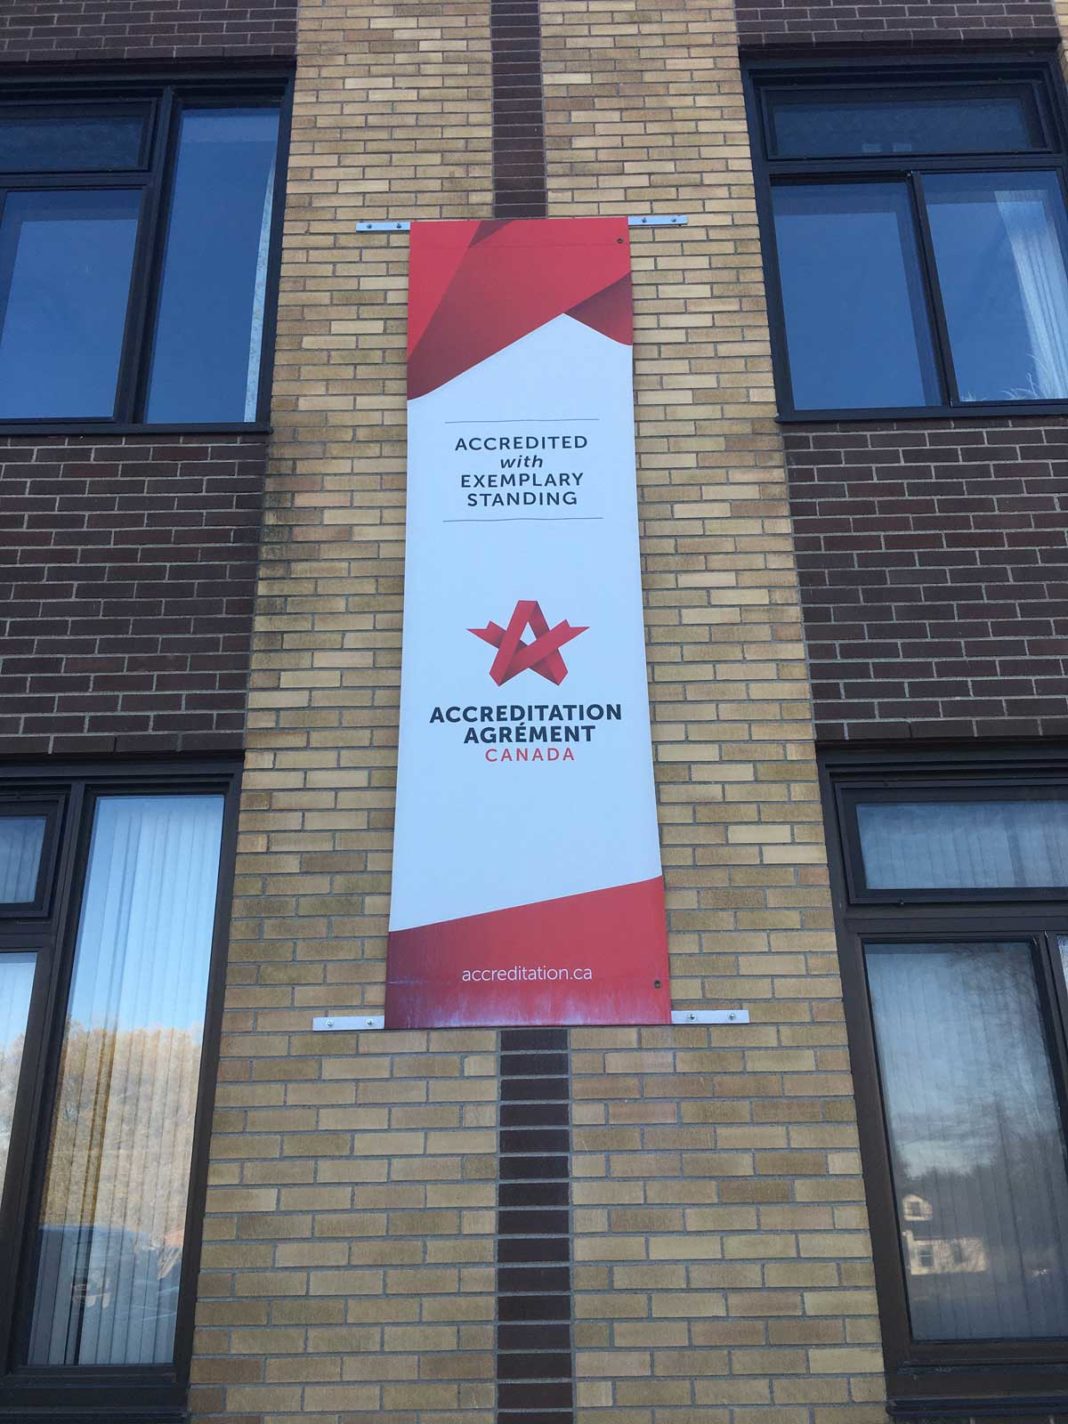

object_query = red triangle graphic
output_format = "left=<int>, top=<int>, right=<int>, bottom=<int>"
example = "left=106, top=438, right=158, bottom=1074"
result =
left=566, top=274, right=633, bottom=347
left=406, top=221, right=478, bottom=357
left=407, top=217, right=630, bottom=399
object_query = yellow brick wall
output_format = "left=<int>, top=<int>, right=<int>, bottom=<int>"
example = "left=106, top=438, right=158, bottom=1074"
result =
left=191, top=0, right=888, bottom=1420
left=541, top=2, right=885, bottom=1420
left=190, top=5, right=500, bottom=1422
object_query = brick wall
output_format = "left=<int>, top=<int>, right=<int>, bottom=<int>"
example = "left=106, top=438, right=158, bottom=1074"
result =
left=786, top=421, right=1068, bottom=743
left=539, top=3, right=884, bottom=1418
left=0, top=0, right=296, bottom=63
left=191, top=4, right=497, bottom=1421
left=0, top=435, right=268, bottom=756
left=734, top=0, right=1057, bottom=49
left=194, top=0, right=888, bottom=1419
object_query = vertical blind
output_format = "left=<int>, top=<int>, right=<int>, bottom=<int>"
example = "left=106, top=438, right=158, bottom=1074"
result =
left=27, top=795, right=224, bottom=1366
left=867, top=940, right=1068, bottom=1339
left=0, top=815, right=46, bottom=902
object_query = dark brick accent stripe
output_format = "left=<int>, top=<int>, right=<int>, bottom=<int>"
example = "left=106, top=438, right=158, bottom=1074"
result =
left=785, top=419, right=1068, bottom=742
left=491, top=0, right=548, bottom=219
left=489, top=16, right=568, bottom=1419
left=0, top=435, right=268, bottom=756
left=496, top=1028, right=574, bottom=1424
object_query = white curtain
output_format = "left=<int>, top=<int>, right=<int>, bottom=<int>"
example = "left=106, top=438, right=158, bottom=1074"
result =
left=28, top=795, right=223, bottom=1367
left=0, top=816, right=45, bottom=901
left=857, top=799, right=1068, bottom=890
left=996, top=185, right=1068, bottom=399
left=868, top=941, right=1068, bottom=1340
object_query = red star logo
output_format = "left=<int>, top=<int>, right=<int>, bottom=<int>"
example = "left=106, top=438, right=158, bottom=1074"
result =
left=470, top=599, right=587, bottom=686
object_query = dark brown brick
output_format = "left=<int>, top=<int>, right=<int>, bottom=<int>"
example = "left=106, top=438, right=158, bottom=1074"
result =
left=0, top=435, right=268, bottom=756
left=0, top=0, right=296, bottom=62
left=785, top=419, right=1068, bottom=741
left=735, top=0, right=1057, bottom=46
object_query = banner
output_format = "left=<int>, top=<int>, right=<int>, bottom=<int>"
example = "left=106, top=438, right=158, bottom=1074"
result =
left=386, top=217, right=670, bottom=1028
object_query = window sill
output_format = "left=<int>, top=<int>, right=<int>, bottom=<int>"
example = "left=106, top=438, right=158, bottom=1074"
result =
left=776, top=401, right=1068, bottom=424
left=891, top=1398, right=1068, bottom=1420
left=0, top=422, right=272, bottom=439
left=888, top=1362, right=1068, bottom=1417
left=0, top=1412, right=185, bottom=1424
left=0, top=1376, right=186, bottom=1424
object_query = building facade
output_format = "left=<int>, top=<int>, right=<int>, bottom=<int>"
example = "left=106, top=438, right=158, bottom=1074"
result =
left=1, top=1, right=1068, bottom=1423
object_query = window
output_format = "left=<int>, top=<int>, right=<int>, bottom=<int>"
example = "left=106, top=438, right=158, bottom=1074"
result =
left=824, top=752, right=1068, bottom=1411
left=747, top=61, right=1068, bottom=418
left=0, top=78, right=289, bottom=430
left=0, top=765, right=237, bottom=1420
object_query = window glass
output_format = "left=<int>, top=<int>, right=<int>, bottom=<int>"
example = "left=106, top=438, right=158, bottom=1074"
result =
left=0, top=816, right=46, bottom=902
left=0, top=954, right=36, bottom=1199
left=856, top=798, right=1068, bottom=890
left=767, top=88, right=1044, bottom=159
left=867, top=940, right=1068, bottom=1340
left=0, top=109, right=146, bottom=172
left=771, top=182, right=940, bottom=410
left=146, top=107, right=280, bottom=423
left=28, top=795, right=224, bottom=1367
left=0, top=189, right=140, bottom=419
left=926, top=171, right=1068, bottom=401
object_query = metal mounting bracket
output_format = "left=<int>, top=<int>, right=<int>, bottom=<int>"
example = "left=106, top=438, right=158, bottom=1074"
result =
left=311, top=1005, right=747, bottom=1031
left=313, top=1014, right=385, bottom=1031
left=671, top=1008, right=750, bottom=1025
left=356, top=215, right=689, bottom=233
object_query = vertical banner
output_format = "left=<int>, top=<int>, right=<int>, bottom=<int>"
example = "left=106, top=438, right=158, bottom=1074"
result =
left=386, top=217, right=670, bottom=1028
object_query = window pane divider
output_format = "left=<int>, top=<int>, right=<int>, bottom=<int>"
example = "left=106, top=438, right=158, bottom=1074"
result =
left=1033, top=936, right=1068, bottom=1163
left=117, top=87, right=174, bottom=424
left=766, top=152, right=1065, bottom=178
left=906, top=170, right=958, bottom=406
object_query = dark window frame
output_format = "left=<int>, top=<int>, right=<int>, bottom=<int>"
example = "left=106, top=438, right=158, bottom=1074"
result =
left=822, top=745, right=1068, bottom=1415
left=0, top=68, right=293, bottom=437
left=744, top=53, right=1068, bottom=423
left=0, top=760, right=241, bottom=1424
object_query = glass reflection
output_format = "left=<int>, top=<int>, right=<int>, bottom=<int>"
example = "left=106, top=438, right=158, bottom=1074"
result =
left=772, top=182, right=940, bottom=410
left=867, top=941, right=1068, bottom=1339
left=146, top=107, right=279, bottom=422
left=768, top=90, right=1042, bottom=160
left=0, top=110, right=146, bottom=172
left=927, top=171, right=1068, bottom=401
left=0, top=189, right=140, bottom=419
left=0, top=954, right=36, bottom=1200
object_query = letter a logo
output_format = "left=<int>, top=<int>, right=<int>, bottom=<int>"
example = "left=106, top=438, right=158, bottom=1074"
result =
left=469, top=599, right=587, bottom=686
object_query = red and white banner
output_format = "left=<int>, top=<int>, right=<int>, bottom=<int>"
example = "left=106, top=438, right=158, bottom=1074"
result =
left=386, top=217, right=670, bottom=1028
